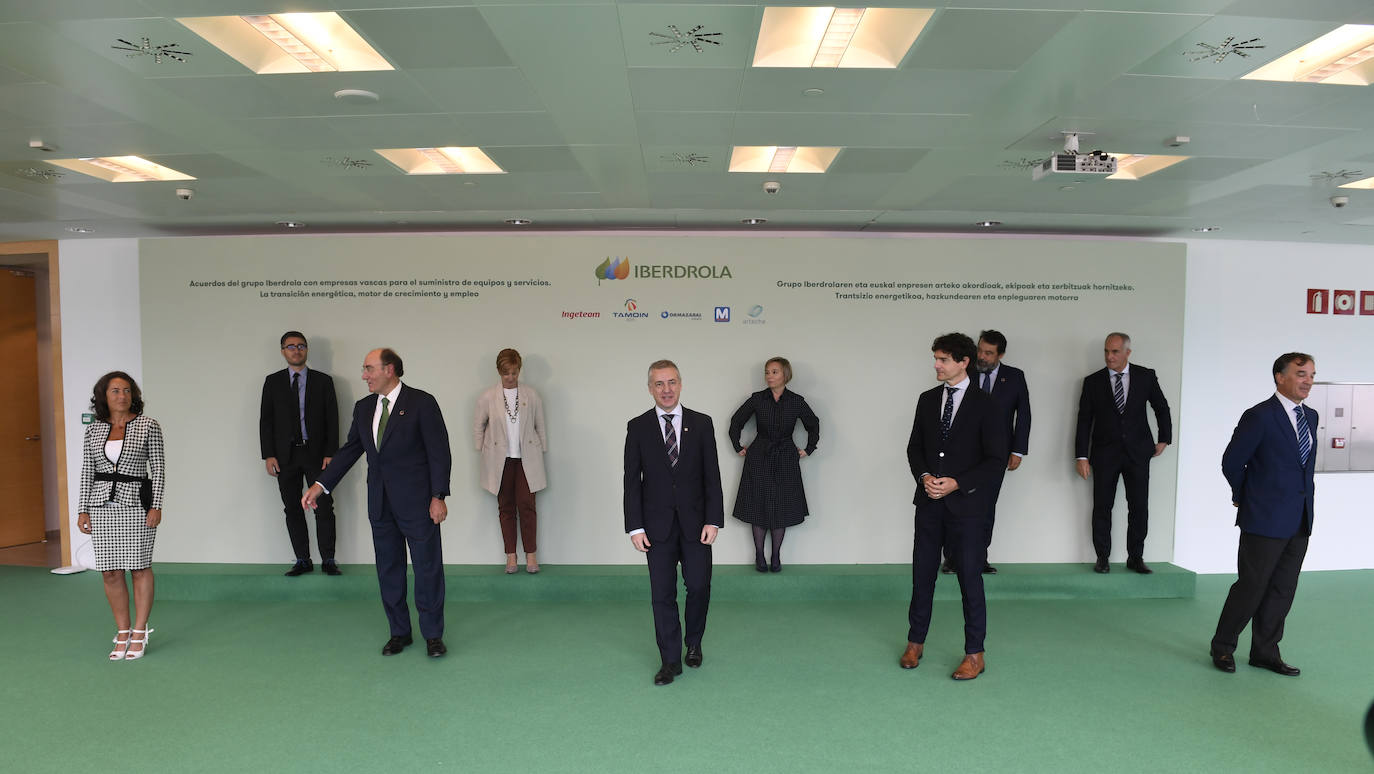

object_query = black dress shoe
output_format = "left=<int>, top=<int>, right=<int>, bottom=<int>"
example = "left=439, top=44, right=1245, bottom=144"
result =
left=685, top=645, right=703, bottom=668
left=1211, top=652, right=1236, bottom=673
left=285, top=559, right=314, bottom=577
left=940, top=559, right=956, bottom=575
left=426, top=638, right=447, bottom=658
left=982, top=563, right=998, bottom=575
left=322, top=560, right=342, bottom=576
left=654, top=662, right=683, bottom=686
left=1248, top=658, right=1300, bottom=676
left=1093, top=557, right=1110, bottom=574
left=755, top=554, right=768, bottom=573
left=381, top=635, right=412, bottom=656
left=769, top=560, right=781, bottom=573
left=1126, top=557, right=1153, bottom=574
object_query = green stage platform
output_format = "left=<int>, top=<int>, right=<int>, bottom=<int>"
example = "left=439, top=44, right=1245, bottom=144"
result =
left=150, top=561, right=1196, bottom=602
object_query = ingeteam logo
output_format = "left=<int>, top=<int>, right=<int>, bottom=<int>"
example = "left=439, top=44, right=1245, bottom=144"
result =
left=614, top=298, right=648, bottom=319
left=595, top=257, right=630, bottom=284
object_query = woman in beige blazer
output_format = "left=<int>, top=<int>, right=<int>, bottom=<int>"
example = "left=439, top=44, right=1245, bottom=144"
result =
left=474, top=349, right=548, bottom=573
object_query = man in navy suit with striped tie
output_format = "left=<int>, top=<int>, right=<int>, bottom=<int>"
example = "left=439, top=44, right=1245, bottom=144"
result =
left=1210, top=353, right=1317, bottom=677
left=624, top=359, right=724, bottom=686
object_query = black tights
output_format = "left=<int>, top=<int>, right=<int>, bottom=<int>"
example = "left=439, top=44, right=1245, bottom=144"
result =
left=752, top=525, right=786, bottom=565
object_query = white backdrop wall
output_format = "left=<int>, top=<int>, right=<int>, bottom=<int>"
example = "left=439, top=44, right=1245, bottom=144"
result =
left=1174, top=239, right=1373, bottom=573
left=57, top=239, right=142, bottom=569
left=133, top=233, right=1184, bottom=566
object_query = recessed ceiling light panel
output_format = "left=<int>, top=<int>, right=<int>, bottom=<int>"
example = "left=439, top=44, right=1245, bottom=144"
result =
left=49, top=156, right=195, bottom=182
left=1242, top=24, right=1374, bottom=85
left=729, top=146, right=840, bottom=173
left=753, top=7, right=933, bottom=69
left=176, top=13, right=393, bottom=74
left=375, top=147, right=505, bottom=175
left=1105, top=153, right=1189, bottom=180
left=1338, top=175, right=1374, bottom=189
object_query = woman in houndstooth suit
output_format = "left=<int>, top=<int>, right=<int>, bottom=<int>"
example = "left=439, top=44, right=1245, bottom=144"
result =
left=76, top=371, right=165, bottom=661
left=729, top=357, right=820, bottom=573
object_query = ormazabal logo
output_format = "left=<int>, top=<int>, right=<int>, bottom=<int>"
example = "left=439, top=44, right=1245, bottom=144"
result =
left=743, top=304, right=765, bottom=325
left=615, top=298, right=648, bottom=319
left=595, top=257, right=630, bottom=284
left=660, top=309, right=703, bottom=321
left=714, top=306, right=730, bottom=322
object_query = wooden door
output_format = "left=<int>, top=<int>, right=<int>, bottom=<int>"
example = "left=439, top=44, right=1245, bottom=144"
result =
left=0, top=270, right=44, bottom=547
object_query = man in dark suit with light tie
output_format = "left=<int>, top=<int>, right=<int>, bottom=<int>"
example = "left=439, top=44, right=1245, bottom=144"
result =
left=951, top=329, right=1031, bottom=575
left=1210, top=353, right=1317, bottom=677
left=624, top=359, right=723, bottom=686
left=260, top=331, right=341, bottom=577
left=304, top=348, right=452, bottom=658
left=901, top=333, right=1008, bottom=681
left=1074, top=332, right=1172, bottom=574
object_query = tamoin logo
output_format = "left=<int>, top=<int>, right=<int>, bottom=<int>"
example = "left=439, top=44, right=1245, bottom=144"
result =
left=595, top=257, right=630, bottom=284
left=625, top=299, right=638, bottom=312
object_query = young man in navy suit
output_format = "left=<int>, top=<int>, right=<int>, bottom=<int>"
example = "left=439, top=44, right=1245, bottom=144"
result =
left=305, top=348, right=452, bottom=658
left=1210, top=353, right=1317, bottom=677
left=1074, top=332, right=1172, bottom=574
left=259, top=331, right=340, bottom=577
left=624, top=360, right=723, bottom=686
left=901, top=333, right=1008, bottom=681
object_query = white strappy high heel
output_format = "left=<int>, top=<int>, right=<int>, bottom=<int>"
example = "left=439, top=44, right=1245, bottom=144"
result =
left=109, top=629, right=131, bottom=661
left=124, top=627, right=154, bottom=660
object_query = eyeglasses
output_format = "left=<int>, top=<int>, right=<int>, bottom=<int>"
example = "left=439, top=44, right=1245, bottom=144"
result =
left=282, top=344, right=307, bottom=352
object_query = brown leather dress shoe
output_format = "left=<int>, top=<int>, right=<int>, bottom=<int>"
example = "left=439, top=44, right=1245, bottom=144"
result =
left=951, top=652, right=985, bottom=681
left=899, top=642, right=923, bottom=669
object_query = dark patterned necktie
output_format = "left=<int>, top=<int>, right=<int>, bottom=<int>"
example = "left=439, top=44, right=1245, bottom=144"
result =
left=1113, top=372, right=1126, bottom=414
left=663, top=414, right=678, bottom=466
left=940, top=386, right=956, bottom=439
left=981, top=371, right=992, bottom=393
left=1294, top=405, right=1311, bottom=465
left=292, top=372, right=304, bottom=443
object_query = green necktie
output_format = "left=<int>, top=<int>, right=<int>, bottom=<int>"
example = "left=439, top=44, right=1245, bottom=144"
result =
left=377, top=396, right=390, bottom=445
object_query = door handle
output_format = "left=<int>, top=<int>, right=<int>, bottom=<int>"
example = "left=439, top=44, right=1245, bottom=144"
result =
left=25, top=435, right=40, bottom=441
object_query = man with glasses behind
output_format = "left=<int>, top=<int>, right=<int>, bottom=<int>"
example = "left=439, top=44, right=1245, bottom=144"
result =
left=260, top=331, right=340, bottom=576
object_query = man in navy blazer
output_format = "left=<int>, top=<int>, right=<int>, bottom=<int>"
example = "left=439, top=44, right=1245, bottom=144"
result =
left=1074, top=332, right=1172, bottom=574
left=951, top=329, right=1031, bottom=575
left=1210, top=353, right=1317, bottom=677
left=901, top=333, right=1008, bottom=681
left=624, top=359, right=723, bottom=686
left=259, top=331, right=340, bottom=577
left=305, top=348, right=452, bottom=658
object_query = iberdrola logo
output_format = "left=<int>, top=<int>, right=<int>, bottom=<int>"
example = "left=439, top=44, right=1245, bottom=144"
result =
left=595, top=257, right=630, bottom=284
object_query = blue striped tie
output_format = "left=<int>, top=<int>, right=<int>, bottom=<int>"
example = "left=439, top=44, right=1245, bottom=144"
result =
left=1113, top=372, right=1126, bottom=413
left=1294, top=406, right=1311, bottom=465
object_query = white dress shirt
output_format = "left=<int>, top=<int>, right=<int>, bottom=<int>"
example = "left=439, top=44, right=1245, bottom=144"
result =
left=503, top=386, right=522, bottom=459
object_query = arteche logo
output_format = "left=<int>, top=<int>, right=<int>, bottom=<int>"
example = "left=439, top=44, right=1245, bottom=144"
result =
left=595, top=257, right=630, bottom=284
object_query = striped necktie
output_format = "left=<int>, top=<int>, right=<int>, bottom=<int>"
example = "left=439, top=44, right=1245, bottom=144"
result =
left=1113, top=372, right=1126, bottom=414
left=663, top=414, right=678, bottom=467
left=1294, top=405, right=1311, bottom=465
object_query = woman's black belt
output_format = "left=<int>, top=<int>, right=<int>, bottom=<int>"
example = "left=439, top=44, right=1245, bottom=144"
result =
left=94, top=471, right=153, bottom=510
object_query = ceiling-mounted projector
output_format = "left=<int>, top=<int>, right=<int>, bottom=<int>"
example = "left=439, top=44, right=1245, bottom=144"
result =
left=1031, top=132, right=1116, bottom=181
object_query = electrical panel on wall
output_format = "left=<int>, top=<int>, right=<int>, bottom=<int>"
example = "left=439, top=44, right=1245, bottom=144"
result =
left=1307, top=383, right=1374, bottom=473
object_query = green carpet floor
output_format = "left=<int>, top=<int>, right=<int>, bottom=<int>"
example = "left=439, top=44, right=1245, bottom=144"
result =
left=3, top=566, right=1370, bottom=773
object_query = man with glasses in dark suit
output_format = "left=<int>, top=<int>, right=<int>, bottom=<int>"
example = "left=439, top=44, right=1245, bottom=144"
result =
left=260, top=331, right=340, bottom=577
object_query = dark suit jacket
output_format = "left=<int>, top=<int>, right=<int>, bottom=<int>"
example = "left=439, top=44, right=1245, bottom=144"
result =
left=318, top=384, right=451, bottom=520
left=1074, top=365, right=1172, bottom=463
left=624, top=407, right=724, bottom=542
left=906, top=384, right=1008, bottom=517
left=1221, top=395, right=1316, bottom=539
left=259, top=367, right=338, bottom=461
left=980, top=364, right=1031, bottom=456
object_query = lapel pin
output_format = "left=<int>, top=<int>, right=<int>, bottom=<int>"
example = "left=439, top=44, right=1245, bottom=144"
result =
left=398, top=410, right=406, bottom=416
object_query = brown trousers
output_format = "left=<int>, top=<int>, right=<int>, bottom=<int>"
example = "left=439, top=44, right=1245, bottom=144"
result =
left=498, top=457, right=537, bottom=553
